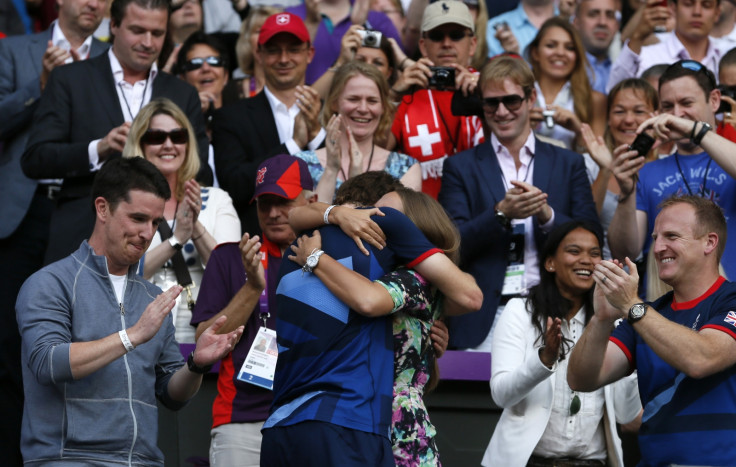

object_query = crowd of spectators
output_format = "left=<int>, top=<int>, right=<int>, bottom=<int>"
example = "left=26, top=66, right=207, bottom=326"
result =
left=3, top=0, right=736, bottom=464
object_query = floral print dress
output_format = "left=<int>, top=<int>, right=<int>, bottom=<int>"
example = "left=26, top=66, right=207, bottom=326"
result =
left=377, top=267, right=442, bottom=467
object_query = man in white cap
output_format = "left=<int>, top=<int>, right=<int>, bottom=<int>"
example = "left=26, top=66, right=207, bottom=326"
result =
left=389, top=0, right=484, bottom=199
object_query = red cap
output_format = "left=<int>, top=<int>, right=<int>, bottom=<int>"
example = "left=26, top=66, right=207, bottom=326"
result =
left=258, top=12, right=310, bottom=46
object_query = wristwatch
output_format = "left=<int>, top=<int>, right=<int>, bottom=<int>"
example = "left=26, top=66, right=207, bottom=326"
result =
left=628, top=303, right=648, bottom=323
left=187, top=351, right=213, bottom=374
left=692, top=121, right=712, bottom=146
left=302, top=249, right=325, bottom=274
left=495, top=207, right=511, bottom=229
left=168, top=235, right=183, bottom=251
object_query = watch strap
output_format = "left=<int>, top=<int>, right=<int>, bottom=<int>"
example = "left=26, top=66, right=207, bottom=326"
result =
left=495, top=207, right=511, bottom=229
left=187, top=351, right=213, bottom=374
left=692, top=121, right=712, bottom=146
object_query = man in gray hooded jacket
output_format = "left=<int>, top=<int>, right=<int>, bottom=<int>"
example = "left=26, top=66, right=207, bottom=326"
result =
left=16, top=157, right=242, bottom=466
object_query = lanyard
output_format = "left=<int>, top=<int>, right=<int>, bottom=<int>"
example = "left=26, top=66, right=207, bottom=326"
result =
left=258, top=243, right=270, bottom=328
left=499, top=155, right=536, bottom=192
left=674, top=153, right=712, bottom=197
left=119, top=76, right=149, bottom=121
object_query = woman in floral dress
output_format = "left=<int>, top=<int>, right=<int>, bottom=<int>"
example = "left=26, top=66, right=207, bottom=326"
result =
left=289, top=187, right=480, bottom=466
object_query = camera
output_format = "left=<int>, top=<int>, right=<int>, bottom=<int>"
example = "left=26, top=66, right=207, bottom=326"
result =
left=357, top=29, right=383, bottom=48
left=628, top=132, right=655, bottom=158
left=717, top=84, right=736, bottom=114
left=429, top=66, right=455, bottom=90
left=494, top=21, right=509, bottom=32
left=542, top=109, right=555, bottom=129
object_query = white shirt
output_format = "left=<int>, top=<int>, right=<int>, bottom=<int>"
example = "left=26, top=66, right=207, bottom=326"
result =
left=491, top=131, right=555, bottom=292
left=534, top=81, right=576, bottom=151
left=607, top=32, right=727, bottom=93
left=263, top=85, right=325, bottom=154
left=51, top=20, right=93, bottom=63
left=87, top=49, right=157, bottom=171
left=109, top=273, right=127, bottom=304
left=533, top=306, right=607, bottom=460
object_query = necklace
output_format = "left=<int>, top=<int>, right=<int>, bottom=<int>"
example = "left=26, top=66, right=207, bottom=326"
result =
left=118, top=75, right=150, bottom=121
left=674, top=153, right=712, bottom=196
left=339, top=144, right=375, bottom=182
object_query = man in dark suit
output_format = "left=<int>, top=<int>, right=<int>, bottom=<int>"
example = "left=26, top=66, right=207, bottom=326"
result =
left=22, top=0, right=211, bottom=266
left=439, top=55, right=600, bottom=351
left=211, top=12, right=324, bottom=234
left=0, top=0, right=108, bottom=462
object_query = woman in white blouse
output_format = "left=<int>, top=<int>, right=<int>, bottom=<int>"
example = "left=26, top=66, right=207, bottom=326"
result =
left=123, top=98, right=240, bottom=343
left=482, top=221, right=641, bottom=467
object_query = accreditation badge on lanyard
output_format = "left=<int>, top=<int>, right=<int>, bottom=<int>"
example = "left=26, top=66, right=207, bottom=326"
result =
left=501, top=222, right=525, bottom=296
left=237, top=244, right=278, bottom=390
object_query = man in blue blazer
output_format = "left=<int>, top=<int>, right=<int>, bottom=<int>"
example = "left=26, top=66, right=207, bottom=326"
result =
left=0, top=1, right=108, bottom=463
left=21, top=0, right=211, bottom=268
left=439, top=55, right=600, bottom=351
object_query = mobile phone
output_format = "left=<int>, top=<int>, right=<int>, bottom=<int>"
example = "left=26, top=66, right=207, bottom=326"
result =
left=717, top=84, right=736, bottom=114
left=628, top=132, right=655, bottom=158
left=494, top=21, right=509, bottom=32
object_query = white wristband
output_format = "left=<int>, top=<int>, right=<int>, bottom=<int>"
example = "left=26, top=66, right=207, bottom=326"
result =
left=119, top=330, right=135, bottom=353
left=324, top=205, right=337, bottom=225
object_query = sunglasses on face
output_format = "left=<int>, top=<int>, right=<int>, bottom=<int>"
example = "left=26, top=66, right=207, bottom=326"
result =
left=183, top=56, right=224, bottom=72
left=141, top=128, right=188, bottom=145
left=482, top=94, right=528, bottom=113
left=425, top=29, right=472, bottom=42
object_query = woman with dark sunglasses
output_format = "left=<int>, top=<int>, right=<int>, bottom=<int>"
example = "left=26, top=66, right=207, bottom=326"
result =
left=176, top=31, right=233, bottom=121
left=122, top=98, right=241, bottom=343
left=482, top=221, right=641, bottom=467
left=527, top=17, right=607, bottom=152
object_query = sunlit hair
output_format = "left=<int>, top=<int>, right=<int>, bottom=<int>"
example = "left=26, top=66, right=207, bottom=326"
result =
left=604, top=78, right=659, bottom=156
left=393, top=186, right=461, bottom=393
left=92, top=157, right=171, bottom=211
left=470, top=0, right=489, bottom=70
left=395, top=187, right=460, bottom=264
left=527, top=17, right=592, bottom=126
left=658, top=195, right=727, bottom=262
left=645, top=246, right=673, bottom=301
left=122, top=98, right=200, bottom=201
left=527, top=221, right=604, bottom=360
left=320, top=61, right=395, bottom=140
left=334, top=171, right=402, bottom=206
left=480, top=54, right=534, bottom=96
left=236, top=6, right=281, bottom=75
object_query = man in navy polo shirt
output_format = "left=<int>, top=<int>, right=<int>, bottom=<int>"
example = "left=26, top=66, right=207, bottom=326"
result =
left=569, top=195, right=736, bottom=465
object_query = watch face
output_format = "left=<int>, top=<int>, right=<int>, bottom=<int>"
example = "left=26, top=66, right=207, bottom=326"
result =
left=306, top=255, right=318, bottom=268
left=630, top=304, right=646, bottom=320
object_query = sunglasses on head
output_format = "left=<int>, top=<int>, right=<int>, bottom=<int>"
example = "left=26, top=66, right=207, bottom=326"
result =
left=141, top=128, right=188, bottom=145
left=182, top=56, right=224, bottom=72
left=425, top=29, right=471, bottom=42
left=670, top=59, right=716, bottom=89
left=482, top=93, right=528, bottom=113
